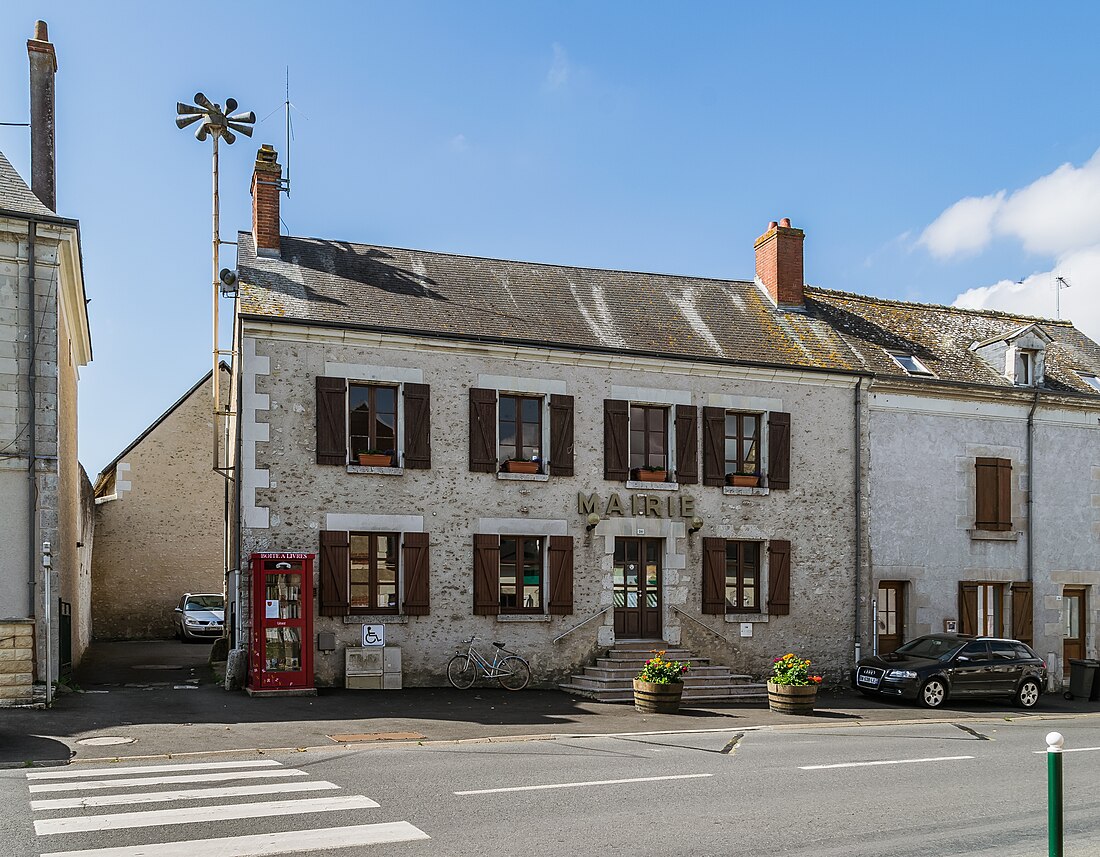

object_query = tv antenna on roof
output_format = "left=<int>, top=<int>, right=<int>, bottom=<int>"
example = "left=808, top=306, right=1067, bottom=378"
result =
left=1054, top=275, right=1071, bottom=320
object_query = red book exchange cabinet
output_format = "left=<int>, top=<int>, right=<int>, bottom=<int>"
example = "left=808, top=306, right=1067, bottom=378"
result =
left=248, top=553, right=315, bottom=694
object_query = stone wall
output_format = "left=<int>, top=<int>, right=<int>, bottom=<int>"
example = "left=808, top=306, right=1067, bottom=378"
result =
left=0, top=620, right=35, bottom=705
left=91, top=370, right=228, bottom=640
left=237, top=324, right=863, bottom=688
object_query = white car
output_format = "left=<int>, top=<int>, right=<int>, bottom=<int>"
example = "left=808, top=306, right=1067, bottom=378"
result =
left=174, top=593, right=225, bottom=642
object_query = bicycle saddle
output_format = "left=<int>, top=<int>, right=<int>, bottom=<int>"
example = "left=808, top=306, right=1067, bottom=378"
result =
left=492, top=640, right=506, bottom=649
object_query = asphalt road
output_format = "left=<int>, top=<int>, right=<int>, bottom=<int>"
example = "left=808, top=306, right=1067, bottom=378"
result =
left=3, top=717, right=1098, bottom=857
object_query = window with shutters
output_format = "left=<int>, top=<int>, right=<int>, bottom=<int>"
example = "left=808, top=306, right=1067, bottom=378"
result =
left=974, top=457, right=1012, bottom=531
left=724, top=541, right=761, bottom=612
left=498, top=394, right=543, bottom=471
left=349, top=384, right=398, bottom=464
left=499, top=536, right=545, bottom=613
left=629, top=404, right=669, bottom=474
left=724, top=412, right=761, bottom=477
left=959, top=582, right=1004, bottom=637
left=349, top=533, right=399, bottom=614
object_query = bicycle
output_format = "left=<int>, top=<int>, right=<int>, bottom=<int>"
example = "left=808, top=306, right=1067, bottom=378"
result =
left=446, top=637, right=531, bottom=690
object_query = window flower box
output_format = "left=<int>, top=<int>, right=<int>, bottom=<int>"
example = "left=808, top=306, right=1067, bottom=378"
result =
left=728, top=473, right=761, bottom=488
left=503, top=459, right=540, bottom=475
left=357, top=452, right=393, bottom=467
left=633, top=468, right=668, bottom=483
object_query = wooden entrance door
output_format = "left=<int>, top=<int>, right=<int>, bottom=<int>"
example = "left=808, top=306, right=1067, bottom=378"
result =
left=613, top=538, right=662, bottom=639
left=876, top=581, right=905, bottom=655
left=1063, top=587, right=1087, bottom=675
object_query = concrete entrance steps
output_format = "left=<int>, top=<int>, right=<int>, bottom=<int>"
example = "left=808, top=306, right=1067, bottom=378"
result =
left=559, top=641, right=768, bottom=704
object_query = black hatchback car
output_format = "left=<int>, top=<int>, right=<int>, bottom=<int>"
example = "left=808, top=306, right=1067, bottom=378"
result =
left=852, top=634, right=1047, bottom=709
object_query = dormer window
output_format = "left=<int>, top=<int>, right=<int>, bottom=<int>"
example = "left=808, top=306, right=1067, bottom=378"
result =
left=1016, top=350, right=1037, bottom=386
left=887, top=351, right=934, bottom=377
left=1079, top=373, right=1100, bottom=393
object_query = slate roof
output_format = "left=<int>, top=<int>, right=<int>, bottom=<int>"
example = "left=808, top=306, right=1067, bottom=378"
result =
left=237, top=232, right=1100, bottom=397
left=0, top=149, right=53, bottom=217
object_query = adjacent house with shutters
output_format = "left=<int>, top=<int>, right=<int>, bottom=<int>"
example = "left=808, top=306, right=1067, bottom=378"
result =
left=229, top=147, right=868, bottom=689
left=813, top=294, right=1100, bottom=679
left=227, top=143, right=1100, bottom=693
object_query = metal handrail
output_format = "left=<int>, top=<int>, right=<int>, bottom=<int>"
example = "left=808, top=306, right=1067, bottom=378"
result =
left=671, top=606, right=731, bottom=642
left=552, top=606, right=611, bottom=644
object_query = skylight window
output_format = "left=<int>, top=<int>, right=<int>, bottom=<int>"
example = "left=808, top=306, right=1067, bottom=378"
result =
left=887, top=351, right=934, bottom=377
left=1079, top=373, right=1100, bottom=393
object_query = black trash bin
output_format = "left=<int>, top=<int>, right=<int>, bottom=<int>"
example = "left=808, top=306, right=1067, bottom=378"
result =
left=1064, top=659, right=1100, bottom=701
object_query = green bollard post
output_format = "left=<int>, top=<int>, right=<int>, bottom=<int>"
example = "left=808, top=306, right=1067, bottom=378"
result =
left=1047, top=731, right=1064, bottom=857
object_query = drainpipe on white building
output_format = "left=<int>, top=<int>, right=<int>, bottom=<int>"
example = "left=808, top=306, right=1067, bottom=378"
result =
left=854, top=376, right=864, bottom=665
left=1027, top=390, right=1038, bottom=586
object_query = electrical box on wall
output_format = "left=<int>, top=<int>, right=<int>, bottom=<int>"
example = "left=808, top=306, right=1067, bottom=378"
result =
left=944, top=619, right=958, bottom=633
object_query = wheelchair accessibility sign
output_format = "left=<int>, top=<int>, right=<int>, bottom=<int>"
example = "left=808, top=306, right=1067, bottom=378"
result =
left=361, top=624, right=385, bottom=647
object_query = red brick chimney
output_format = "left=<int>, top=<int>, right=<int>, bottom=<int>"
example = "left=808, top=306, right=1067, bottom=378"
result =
left=754, top=217, right=805, bottom=307
left=251, top=144, right=282, bottom=257
left=27, top=20, right=57, bottom=211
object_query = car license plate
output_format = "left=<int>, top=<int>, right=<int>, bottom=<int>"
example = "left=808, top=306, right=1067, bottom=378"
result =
left=857, top=671, right=880, bottom=687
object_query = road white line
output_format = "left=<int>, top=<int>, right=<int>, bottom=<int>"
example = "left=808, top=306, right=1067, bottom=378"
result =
left=27, top=760, right=281, bottom=779
left=455, top=773, right=713, bottom=795
left=31, top=780, right=341, bottom=811
left=35, top=794, right=380, bottom=835
left=39, top=821, right=430, bottom=857
left=800, top=755, right=974, bottom=770
left=29, top=769, right=308, bottom=794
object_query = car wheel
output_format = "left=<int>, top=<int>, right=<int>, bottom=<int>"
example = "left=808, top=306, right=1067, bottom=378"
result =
left=919, top=678, right=947, bottom=708
left=1016, top=678, right=1041, bottom=709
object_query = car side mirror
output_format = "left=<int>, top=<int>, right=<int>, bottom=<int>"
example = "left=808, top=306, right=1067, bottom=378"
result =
left=174, top=607, right=182, bottom=613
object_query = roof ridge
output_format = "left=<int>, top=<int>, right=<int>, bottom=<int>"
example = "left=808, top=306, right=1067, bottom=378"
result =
left=254, top=231, right=755, bottom=287
left=806, top=285, right=1074, bottom=327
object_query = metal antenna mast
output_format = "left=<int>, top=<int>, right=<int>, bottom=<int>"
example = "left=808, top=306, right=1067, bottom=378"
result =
left=1054, top=275, right=1071, bottom=320
left=175, top=94, right=256, bottom=476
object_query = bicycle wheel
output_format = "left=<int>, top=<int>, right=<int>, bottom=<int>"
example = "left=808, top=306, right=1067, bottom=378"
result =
left=447, top=654, right=477, bottom=689
left=497, top=656, right=530, bottom=690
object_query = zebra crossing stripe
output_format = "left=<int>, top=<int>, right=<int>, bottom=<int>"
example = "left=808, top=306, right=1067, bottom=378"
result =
left=39, top=821, right=430, bottom=856
left=31, top=780, right=341, bottom=811
left=35, top=794, right=381, bottom=835
left=30, top=769, right=308, bottom=794
left=27, top=760, right=281, bottom=779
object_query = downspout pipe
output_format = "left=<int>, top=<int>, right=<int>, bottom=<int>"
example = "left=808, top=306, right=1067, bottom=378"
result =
left=27, top=220, right=37, bottom=619
left=854, top=376, right=864, bottom=664
left=1027, top=390, right=1039, bottom=584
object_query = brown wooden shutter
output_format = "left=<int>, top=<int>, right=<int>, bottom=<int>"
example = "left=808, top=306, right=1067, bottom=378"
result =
left=402, top=383, right=432, bottom=469
left=1011, top=582, right=1033, bottom=645
left=959, top=583, right=978, bottom=635
left=702, top=407, right=726, bottom=487
left=702, top=537, right=726, bottom=614
left=675, top=404, right=699, bottom=485
left=767, top=539, right=791, bottom=616
left=549, top=394, right=575, bottom=477
left=975, top=457, right=1012, bottom=531
left=547, top=535, right=574, bottom=615
left=316, top=377, right=347, bottom=465
left=603, top=399, right=629, bottom=481
left=473, top=534, right=500, bottom=615
left=469, top=388, right=497, bottom=472
left=401, top=532, right=430, bottom=616
left=767, top=411, right=791, bottom=490
left=319, top=530, right=350, bottom=616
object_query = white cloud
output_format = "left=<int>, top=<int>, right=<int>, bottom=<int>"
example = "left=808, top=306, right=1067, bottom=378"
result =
left=546, top=43, right=570, bottom=91
left=448, top=133, right=468, bottom=152
left=954, top=247, right=1100, bottom=339
left=919, top=191, right=1004, bottom=259
left=927, top=147, right=1100, bottom=340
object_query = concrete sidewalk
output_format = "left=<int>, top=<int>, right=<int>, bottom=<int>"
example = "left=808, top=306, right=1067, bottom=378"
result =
left=3, top=640, right=1097, bottom=767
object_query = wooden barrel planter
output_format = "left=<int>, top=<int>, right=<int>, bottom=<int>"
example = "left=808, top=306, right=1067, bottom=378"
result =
left=633, top=679, right=684, bottom=714
left=767, top=681, right=818, bottom=715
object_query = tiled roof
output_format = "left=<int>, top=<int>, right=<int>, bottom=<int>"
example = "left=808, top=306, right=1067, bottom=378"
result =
left=0, top=150, right=53, bottom=217
left=238, top=232, right=1100, bottom=396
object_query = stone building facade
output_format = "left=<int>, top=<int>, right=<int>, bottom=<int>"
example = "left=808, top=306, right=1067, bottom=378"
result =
left=92, top=366, right=230, bottom=639
left=227, top=145, right=1100, bottom=696
left=0, top=22, right=92, bottom=706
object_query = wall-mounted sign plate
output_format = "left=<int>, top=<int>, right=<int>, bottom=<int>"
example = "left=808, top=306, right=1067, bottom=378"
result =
left=362, top=624, right=385, bottom=647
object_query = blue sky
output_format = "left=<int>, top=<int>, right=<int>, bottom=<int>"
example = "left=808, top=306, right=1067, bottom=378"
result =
left=3, top=1, right=1100, bottom=475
